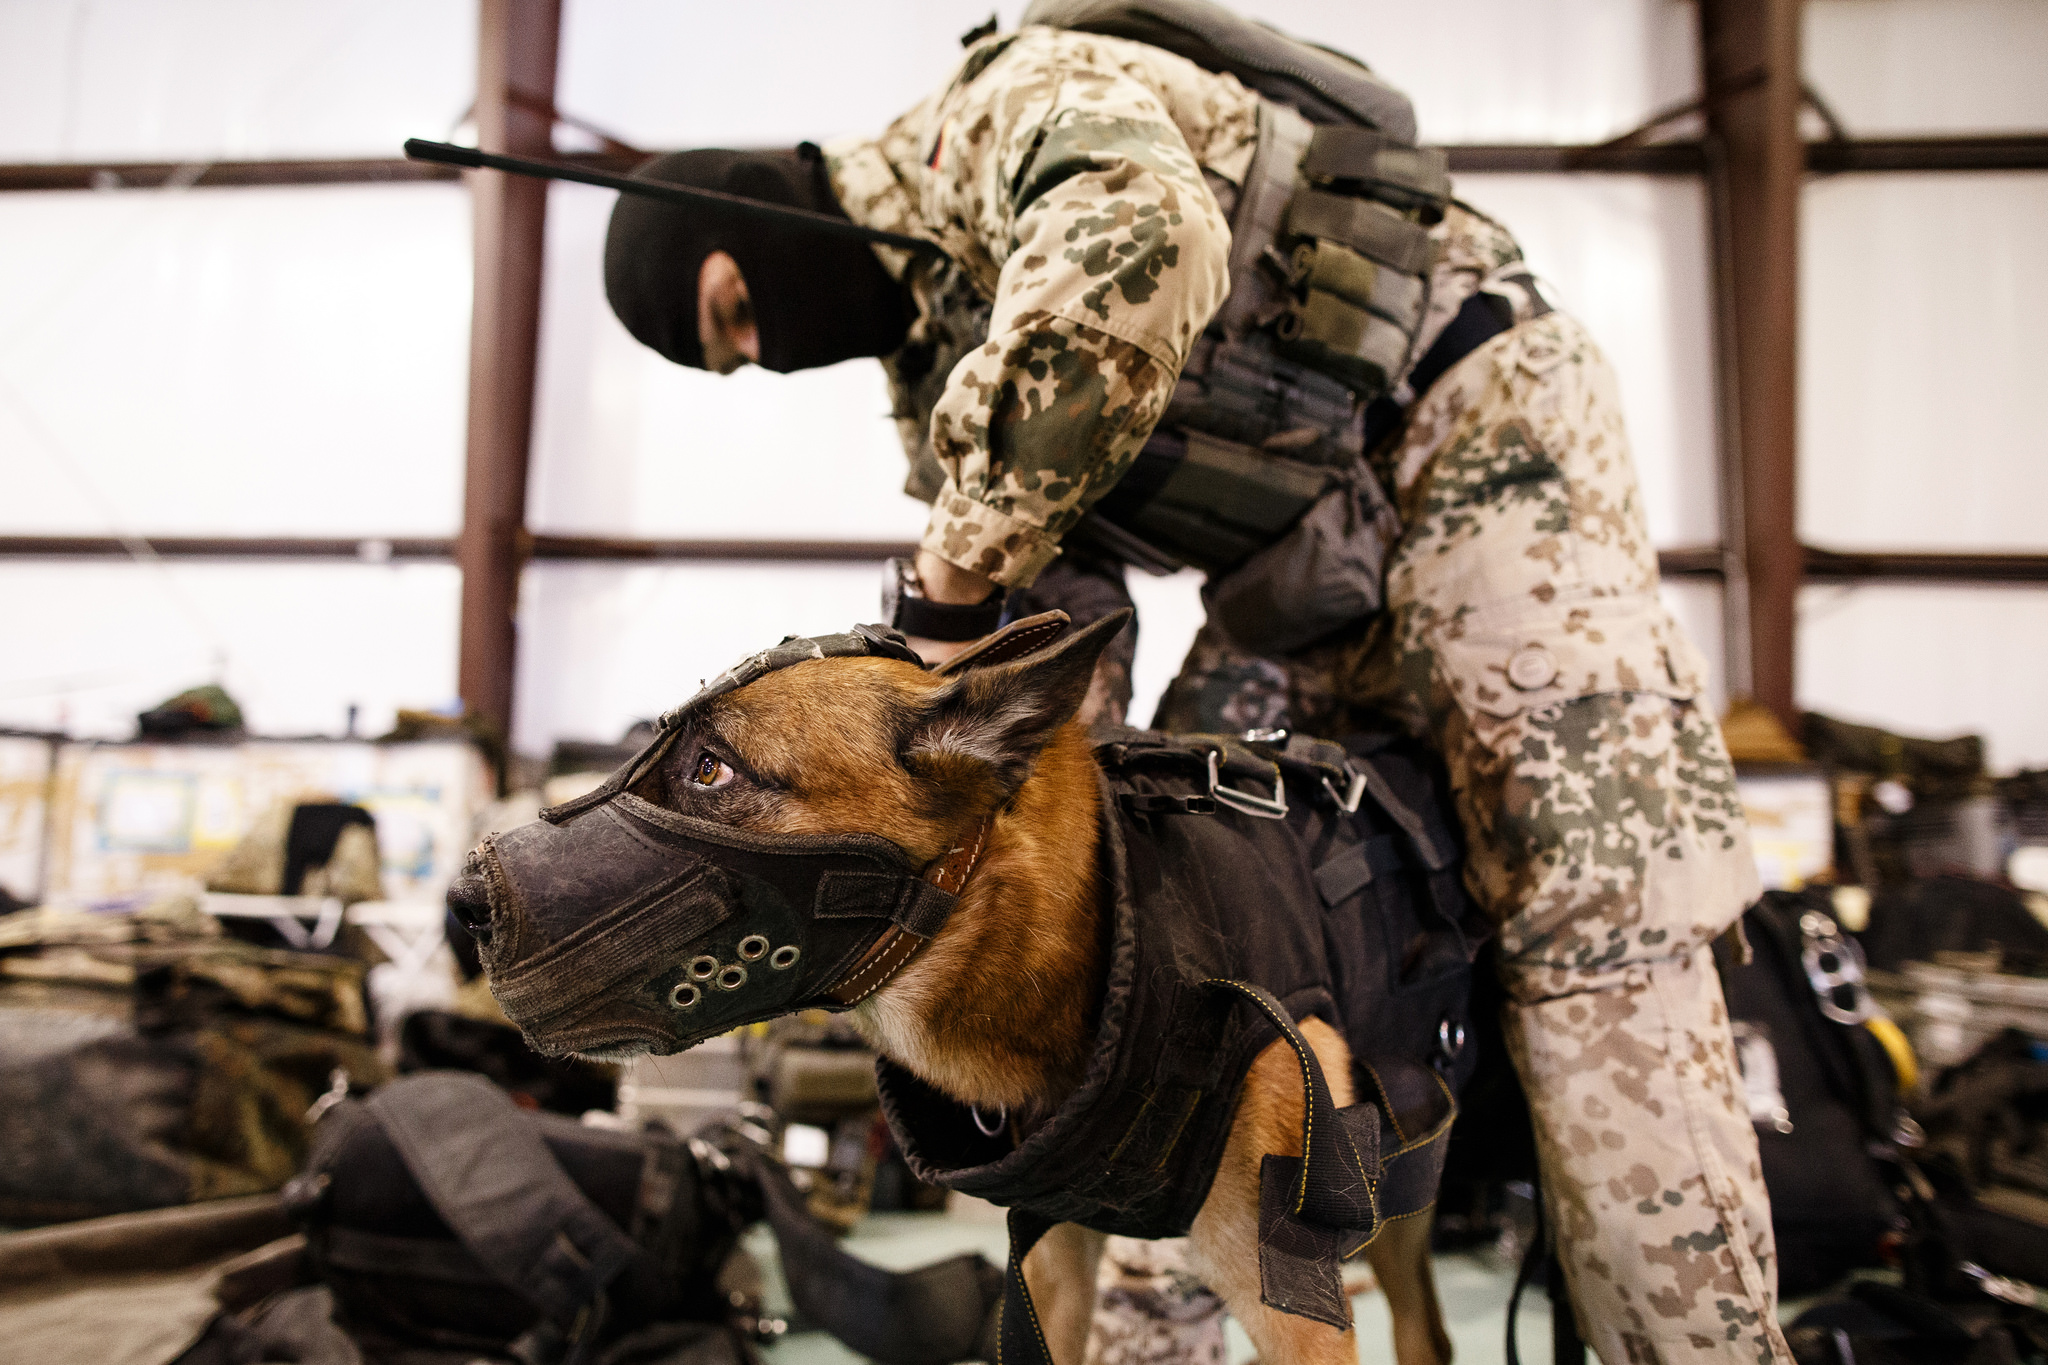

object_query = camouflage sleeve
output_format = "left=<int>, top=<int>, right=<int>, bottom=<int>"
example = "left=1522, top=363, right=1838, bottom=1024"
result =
left=919, top=32, right=1233, bottom=587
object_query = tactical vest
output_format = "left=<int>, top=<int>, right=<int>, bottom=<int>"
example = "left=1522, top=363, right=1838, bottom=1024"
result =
left=909, top=3, right=1536, bottom=656
left=878, top=724, right=1488, bottom=1349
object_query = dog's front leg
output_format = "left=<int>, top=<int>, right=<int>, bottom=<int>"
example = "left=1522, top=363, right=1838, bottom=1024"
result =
left=1186, top=1018, right=1362, bottom=1365
left=1023, top=1221, right=1109, bottom=1365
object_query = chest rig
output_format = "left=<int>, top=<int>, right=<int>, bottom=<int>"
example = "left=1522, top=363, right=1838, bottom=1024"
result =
left=895, top=3, right=1459, bottom=658
left=879, top=722, right=1488, bottom=1359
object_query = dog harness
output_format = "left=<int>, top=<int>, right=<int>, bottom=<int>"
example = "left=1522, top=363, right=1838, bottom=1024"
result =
left=877, top=723, right=1485, bottom=1356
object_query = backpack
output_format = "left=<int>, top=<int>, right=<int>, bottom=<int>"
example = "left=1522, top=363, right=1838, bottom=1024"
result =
left=1720, top=890, right=1914, bottom=1294
left=1018, top=0, right=1417, bottom=136
left=283, top=1072, right=1003, bottom=1365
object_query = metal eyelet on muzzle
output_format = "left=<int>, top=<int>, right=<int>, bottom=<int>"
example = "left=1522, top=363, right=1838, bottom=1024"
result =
left=669, top=982, right=701, bottom=1010
left=716, top=964, right=748, bottom=991
left=687, top=955, right=719, bottom=982
left=738, top=935, right=769, bottom=961
left=769, top=945, right=800, bottom=970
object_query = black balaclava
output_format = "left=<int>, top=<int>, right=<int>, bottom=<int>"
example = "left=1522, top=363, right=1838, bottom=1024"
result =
left=603, top=146, right=914, bottom=373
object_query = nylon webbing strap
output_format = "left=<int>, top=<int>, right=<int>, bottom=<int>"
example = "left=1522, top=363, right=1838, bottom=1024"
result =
left=756, top=1151, right=1002, bottom=1365
left=1301, top=125, right=1451, bottom=212
left=996, top=1208, right=1060, bottom=1365
left=1286, top=189, right=1433, bottom=275
left=1204, top=979, right=1379, bottom=1228
left=366, top=1073, right=644, bottom=1331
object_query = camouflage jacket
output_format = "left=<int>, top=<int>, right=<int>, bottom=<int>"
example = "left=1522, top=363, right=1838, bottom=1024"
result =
left=825, top=26, right=1544, bottom=589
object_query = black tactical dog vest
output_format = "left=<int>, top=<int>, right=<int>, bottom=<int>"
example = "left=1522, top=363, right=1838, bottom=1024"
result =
left=878, top=725, right=1487, bottom=1347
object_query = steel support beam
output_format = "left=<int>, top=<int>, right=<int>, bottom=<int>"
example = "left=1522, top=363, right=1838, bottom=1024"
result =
left=1701, top=0, right=1806, bottom=727
left=5, top=137, right=2041, bottom=194
left=458, top=0, right=561, bottom=744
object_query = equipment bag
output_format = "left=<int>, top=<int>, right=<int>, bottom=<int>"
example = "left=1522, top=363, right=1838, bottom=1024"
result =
left=288, top=1072, right=756, bottom=1362
left=288, top=1072, right=1002, bottom=1365
left=0, top=901, right=387, bottom=1225
left=1720, top=889, right=1916, bottom=1295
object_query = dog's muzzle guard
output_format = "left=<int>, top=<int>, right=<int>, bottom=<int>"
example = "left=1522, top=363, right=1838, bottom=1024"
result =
left=449, top=624, right=966, bottom=1058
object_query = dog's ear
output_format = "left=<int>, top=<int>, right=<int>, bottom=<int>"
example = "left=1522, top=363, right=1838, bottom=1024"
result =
left=904, top=609, right=1131, bottom=797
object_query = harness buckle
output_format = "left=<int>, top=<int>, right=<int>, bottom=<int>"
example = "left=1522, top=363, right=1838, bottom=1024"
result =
left=1208, top=749, right=1289, bottom=821
left=1799, top=908, right=1876, bottom=1025
left=1322, top=769, right=1367, bottom=814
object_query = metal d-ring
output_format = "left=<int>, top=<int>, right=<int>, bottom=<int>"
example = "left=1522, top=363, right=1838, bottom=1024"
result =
left=669, top=982, right=701, bottom=1010
left=769, top=945, right=800, bottom=970
left=687, top=955, right=719, bottom=982
left=1323, top=768, right=1367, bottom=813
left=972, top=1103, right=1007, bottom=1138
left=1208, top=748, right=1288, bottom=820
left=715, top=964, right=748, bottom=992
left=737, top=934, right=769, bottom=961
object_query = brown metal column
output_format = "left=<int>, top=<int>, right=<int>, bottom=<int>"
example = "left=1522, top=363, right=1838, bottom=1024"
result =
left=1700, top=0, right=1805, bottom=726
left=458, top=0, right=561, bottom=742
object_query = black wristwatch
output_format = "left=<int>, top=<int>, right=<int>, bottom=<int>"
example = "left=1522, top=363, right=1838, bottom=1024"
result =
left=880, top=556, right=1006, bottom=642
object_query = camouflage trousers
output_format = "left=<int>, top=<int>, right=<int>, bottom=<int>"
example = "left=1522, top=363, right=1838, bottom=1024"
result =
left=1109, top=313, right=1791, bottom=1364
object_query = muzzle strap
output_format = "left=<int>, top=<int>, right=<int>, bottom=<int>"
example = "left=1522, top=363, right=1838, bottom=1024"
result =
left=823, top=814, right=993, bottom=1007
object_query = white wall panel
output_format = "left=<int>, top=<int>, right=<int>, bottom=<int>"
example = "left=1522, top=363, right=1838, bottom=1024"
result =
left=526, top=182, right=927, bottom=541
left=0, top=562, right=459, bottom=742
left=1252, top=0, right=1698, bottom=145
left=1455, top=174, right=1720, bottom=548
left=557, top=2, right=1697, bottom=152
left=0, top=0, right=475, bottom=163
left=1800, top=173, right=2048, bottom=552
left=1806, top=0, right=2048, bottom=136
left=514, top=561, right=1214, bottom=754
left=1798, top=584, right=2048, bottom=771
left=512, top=562, right=889, bottom=756
left=0, top=184, right=470, bottom=536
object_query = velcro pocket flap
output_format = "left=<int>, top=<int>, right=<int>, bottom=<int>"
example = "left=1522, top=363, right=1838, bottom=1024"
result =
left=1429, top=591, right=1707, bottom=720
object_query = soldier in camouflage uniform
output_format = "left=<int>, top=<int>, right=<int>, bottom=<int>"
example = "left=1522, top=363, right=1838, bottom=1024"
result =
left=603, top=23, right=1789, bottom=1365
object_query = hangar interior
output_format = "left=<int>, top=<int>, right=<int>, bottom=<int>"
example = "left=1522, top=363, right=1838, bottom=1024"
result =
left=2, top=3, right=2045, bottom=1364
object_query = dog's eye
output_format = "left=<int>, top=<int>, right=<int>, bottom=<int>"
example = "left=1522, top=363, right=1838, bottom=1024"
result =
left=690, top=751, right=734, bottom=789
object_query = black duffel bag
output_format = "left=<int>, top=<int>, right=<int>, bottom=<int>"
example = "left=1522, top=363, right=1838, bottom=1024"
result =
left=1720, top=889, right=1913, bottom=1295
left=284, top=1071, right=758, bottom=1364
left=281, top=1071, right=1004, bottom=1365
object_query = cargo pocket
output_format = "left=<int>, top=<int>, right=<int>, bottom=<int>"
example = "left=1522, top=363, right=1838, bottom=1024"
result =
left=1427, top=589, right=1734, bottom=967
left=1427, top=588, right=1706, bottom=739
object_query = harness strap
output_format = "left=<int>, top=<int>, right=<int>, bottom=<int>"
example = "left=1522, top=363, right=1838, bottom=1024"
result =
left=991, top=977, right=1461, bottom=1364
left=822, top=813, right=993, bottom=1006
left=751, top=1144, right=1004, bottom=1365
left=364, top=1073, right=645, bottom=1337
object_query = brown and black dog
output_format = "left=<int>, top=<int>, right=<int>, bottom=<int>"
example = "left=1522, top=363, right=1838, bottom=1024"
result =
left=464, top=614, right=1453, bottom=1365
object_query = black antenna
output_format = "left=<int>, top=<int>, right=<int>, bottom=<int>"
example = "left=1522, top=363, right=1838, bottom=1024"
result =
left=404, top=139, right=937, bottom=253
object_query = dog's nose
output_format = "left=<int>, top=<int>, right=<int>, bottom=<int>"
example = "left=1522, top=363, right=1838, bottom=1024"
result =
left=446, top=858, right=495, bottom=943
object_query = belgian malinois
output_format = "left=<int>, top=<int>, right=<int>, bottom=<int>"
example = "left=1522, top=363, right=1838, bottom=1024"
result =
left=452, top=612, right=1455, bottom=1365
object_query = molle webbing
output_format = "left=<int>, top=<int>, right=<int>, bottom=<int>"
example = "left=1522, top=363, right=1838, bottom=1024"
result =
left=1076, top=104, right=1452, bottom=579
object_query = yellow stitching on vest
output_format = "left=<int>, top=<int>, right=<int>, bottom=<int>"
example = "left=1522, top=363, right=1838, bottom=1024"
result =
left=1204, top=978, right=1315, bottom=1212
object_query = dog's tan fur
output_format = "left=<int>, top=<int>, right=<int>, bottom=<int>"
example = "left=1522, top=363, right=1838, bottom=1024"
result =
left=636, top=624, right=1449, bottom=1365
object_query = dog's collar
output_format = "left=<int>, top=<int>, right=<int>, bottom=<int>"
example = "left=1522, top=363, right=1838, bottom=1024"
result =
left=822, top=812, right=993, bottom=1006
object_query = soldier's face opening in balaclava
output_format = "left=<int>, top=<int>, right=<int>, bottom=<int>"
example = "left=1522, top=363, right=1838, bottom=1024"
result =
left=697, top=251, right=757, bottom=374
left=604, top=146, right=914, bottom=374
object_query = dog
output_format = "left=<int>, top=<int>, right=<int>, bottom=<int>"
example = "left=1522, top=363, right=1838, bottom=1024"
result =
left=451, top=611, right=1466, bottom=1365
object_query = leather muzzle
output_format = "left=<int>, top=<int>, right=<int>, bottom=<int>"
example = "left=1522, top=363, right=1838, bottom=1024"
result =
left=462, top=792, right=957, bottom=1057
